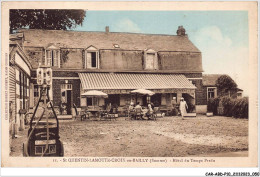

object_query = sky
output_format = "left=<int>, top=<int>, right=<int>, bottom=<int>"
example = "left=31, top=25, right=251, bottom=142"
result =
left=75, top=11, right=249, bottom=95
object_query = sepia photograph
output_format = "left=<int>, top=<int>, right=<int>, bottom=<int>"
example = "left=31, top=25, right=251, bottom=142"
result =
left=1, top=1, right=258, bottom=170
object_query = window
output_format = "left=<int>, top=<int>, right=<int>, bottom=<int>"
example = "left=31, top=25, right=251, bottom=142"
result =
left=147, top=96, right=151, bottom=104
left=86, top=52, right=98, bottom=68
left=19, top=71, right=22, bottom=99
left=61, top=84, right=72, bottom=90
left=85, top=46, right=99, bottom=69
left=90, top=52, right=97, bottom=67
left=60, top=84, right=72, bottom=103
left=87, top=97, right=93, bottom=106
left=144, top=49, right=158, bottom=70
left=207, top=87, right=217, bottom=100
left=46, top=50, right=60, bottom=67
left=34, top=85, right=39, bottom=97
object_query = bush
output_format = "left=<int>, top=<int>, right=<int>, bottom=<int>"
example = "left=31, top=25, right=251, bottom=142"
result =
left=232, top=97, right=248, bottom=118
left=220, top=96, right=233, bottom=117
left=208, top=96, right=248, bottom=119
left=207, top=97, right=220, bottom=115
left=219, top=96, right=248, bottom=119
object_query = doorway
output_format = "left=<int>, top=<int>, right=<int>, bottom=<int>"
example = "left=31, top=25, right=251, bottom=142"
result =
left=182, top=93, right=195, bottom=113
left=66, top=90, right=72, bottom=115
left=61, top=84, right=72, bottom=115
left=105, top=94, right=120, bottom=107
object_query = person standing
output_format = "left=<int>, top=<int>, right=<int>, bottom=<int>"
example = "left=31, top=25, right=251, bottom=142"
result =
left=171, top=97, right=177, bottom=116
left=179, top=97, right=188, bottom=120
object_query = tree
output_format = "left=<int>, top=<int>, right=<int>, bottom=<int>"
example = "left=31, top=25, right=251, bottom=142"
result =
left=10, top=9, right=86, bottom=33
left=215, top=75, right=238, bottom=97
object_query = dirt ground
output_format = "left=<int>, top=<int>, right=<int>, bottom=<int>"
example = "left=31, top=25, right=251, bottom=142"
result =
left=10, top=115, right=248, bottom=157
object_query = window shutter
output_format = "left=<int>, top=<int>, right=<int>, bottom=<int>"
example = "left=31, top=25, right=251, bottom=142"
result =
left=53, top=50, right=59, bottom=67
left=86, top=52, right=92, bottom=68
left=146, top=53, right=155, bottom=69
left=46, top=50, right=52, bottom=66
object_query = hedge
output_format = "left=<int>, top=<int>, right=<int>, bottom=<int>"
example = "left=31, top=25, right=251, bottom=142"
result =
left=207, top=96, right=248, bottom=119
left=207, top=97, right=220, bottom=115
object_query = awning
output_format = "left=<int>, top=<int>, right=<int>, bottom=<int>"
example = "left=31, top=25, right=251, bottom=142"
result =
left=78, top=73, right=196, bottom=91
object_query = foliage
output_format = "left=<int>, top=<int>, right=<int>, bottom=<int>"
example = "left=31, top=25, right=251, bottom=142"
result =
left=61, top=50, right=70, bottom=63
left=215, top=75, right=238, bottom=97
left=220, top=96, right=248, bottom=118
left=219, top=96, right=234, bottom=116
left=207, top=97, right=220, bottom=115
left=208, top=96, right=248, bottom=119
left=10, top=9, right=86, bottom=33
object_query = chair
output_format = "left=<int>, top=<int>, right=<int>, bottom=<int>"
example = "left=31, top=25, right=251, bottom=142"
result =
left=80, top=108, right=90, bottom=121
left=108, top=108, right=117, bottom=120
left=153, top=107, right=163, bottom=118
left=135, top=108, right=142, bottom=120
left=100, top=106, right=114, bottom=121
left=147, top=110, right=156, bottom=121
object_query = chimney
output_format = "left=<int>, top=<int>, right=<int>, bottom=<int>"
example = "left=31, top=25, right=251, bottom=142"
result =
left=105, top=26, right=109, bottom=33
left=176, top=26, right=186, bottom=36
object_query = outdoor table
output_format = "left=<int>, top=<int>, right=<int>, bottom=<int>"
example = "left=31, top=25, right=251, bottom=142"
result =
left=88, top=110, right=100, bottom=120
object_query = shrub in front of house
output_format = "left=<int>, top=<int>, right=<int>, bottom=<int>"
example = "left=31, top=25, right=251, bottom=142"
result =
left=231, top=97, right=248, bottom=118
left=219, top=96, right=234, bottom=117
left=207, top=97, right=220, bottom=115
left=219, top=96, right=248, bottom=119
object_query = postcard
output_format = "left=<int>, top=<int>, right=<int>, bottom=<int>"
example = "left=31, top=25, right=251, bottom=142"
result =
left=1, top=1, right=258, bottom=169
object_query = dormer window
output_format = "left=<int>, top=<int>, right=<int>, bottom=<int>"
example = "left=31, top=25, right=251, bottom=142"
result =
left=45, top=44, right=60, bottom=68
left=144, top=49, right=158, bottom=70
left=85, top=46, right=99, bottom=69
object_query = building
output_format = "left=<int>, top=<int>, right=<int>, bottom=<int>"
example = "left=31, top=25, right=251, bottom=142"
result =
left=202, top=74, right=243, bottom=99
left=10, top=26, right=209, bottom=117
left=9, top=37, right=32, bottom=136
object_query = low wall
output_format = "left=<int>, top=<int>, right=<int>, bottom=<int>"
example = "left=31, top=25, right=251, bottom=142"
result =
left=196, top=105, right=207, bottom=114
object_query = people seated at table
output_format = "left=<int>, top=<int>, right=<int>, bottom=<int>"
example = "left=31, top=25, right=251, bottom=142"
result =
left=135, top=102, right=142, bottom=110
left=134, top=102, right=143, bottom=120
left=106, top=103, right=112, bottom=113
left=146, top=103, right=154, bottom=120
left=128, top=102, right=135, bottom=118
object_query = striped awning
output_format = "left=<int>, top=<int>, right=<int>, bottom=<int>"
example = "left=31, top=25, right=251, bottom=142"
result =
left=78, top=72, right=196, bottom=90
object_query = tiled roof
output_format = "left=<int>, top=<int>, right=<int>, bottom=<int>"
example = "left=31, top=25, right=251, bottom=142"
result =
left=19, top=29, right=200, bottom=52
left=202, top=74, right=222, bottom=86
left=79, top=73, right=196, bottom=90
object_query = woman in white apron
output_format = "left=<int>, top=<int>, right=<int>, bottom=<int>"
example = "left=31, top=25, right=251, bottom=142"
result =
left=179, top=97, right=188, bottom=120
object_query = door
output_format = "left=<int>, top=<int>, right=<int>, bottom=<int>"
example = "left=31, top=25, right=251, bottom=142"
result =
left=142, top=95, right=147, bottom=106
left=66, top=90, right=72, bottom=115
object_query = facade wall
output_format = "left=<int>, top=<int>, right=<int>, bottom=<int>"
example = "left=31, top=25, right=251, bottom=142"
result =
left=100, top=50, right=143, bottom=70
left=24, top=47, right=44, bottom=68
left=25, top=46, right=203, bottom=74
left=9, top=64, right=16, bottom=137
left=52, top=78, right=81, bottom=108
left=188, top=79, right=207, bottom=105
left=158, top=52, right=202, bottom=72
left=60, top=49, right=84, bottom=69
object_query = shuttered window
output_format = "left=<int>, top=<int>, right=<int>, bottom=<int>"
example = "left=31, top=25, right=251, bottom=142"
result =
left=46, top=50, right=60, bottom=67
left=145, top=50, right=158, bottom=70
left=85, top=51, right=98, bottom=69
left=146, top=53, right=155, bottom=69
